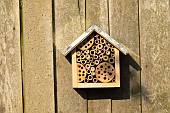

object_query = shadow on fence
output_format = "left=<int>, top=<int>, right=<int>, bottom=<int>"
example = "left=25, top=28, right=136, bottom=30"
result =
left=74, top=53, right=141, bottom=100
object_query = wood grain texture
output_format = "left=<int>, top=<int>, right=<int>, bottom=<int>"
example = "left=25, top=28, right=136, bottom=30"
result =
left=86, top=0, right=111, bottom=113
left=22, top=0, right=54, bottom=113
left=109, top=0, right=141, bottom=112
left=140, top=0, right=170, bottom=112
left=0, top=0, right=22, bottom=113
left=55, top=0, right=87, bottom=113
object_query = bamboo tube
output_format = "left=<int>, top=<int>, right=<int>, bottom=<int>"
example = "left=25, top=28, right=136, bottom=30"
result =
left=76, top=51, right=81, bottom=56
left=90, top=56, right=93, bottom=61
left=109, top=57, right=115, bottom=64
left=77, top=57, right=81, bottom=63
left=86, top=54, right=90, bottom=60
left=86, top=59, right=90, bottom=64
left=88, top=75, right=93, bottom=80
left=94, top=55, right=98, bottom=59
left=100, top=49, right=105, bottom=54
left=87, top=70, right=91, bottom=74
left=95, top=40, right=100, bottom=44
left=80, top=53, right=86, bottom=59
left=91, top=67, right=95, bottom=72
left=91, top=71, right=95, bottom=76
left=94, top=60, right=100, bottom=65
left=104, top=46, right=109, bottom=50
left=111, top=53, right=115, bottom=58
left=100, top=38, right=106, bottom=44
left=93, top=78, right=98, bottom=83
left=97, top=44, right=103, bottom=49
left=84, top=78, right=89, bottom=83
left=96, top=49, right=101, bottom=54
left=84, top=50, right=89, bottom=54
left=111, top=47, right=115, bottom=52
left=91, top=62, right=95, bottom=66
left=92, top=45, right=97, bottom=50
left=81, top=60, right=87, bottom=65
left=90, top=50, right=95, bottom=56
left=99, top=54, right=103, bottom=60
left=106, top=50, right=110, bottom=55
left=103, top=55, right=109, bottom=61
left=85, top=64, right=91, bottom=70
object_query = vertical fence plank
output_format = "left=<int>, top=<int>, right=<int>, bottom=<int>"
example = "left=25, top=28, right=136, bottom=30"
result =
left=0, top=0, right=22, bottom=113
left=23, top=0, right=54, bottom=113
left=86, top=0, right=111, bottom=113
left=109, top=0, right=141, bottom=112
left=55, top=0, right=87, bottom=113
left=140, top=0, right=170, bottom=112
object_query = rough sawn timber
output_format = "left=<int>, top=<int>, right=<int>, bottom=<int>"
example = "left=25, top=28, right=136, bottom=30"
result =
left=22, top=0, right=54, bottom=112
left=140, top=0, right=170, bottom=112
left=109, top=0, right=141, bottom=112
left=0, top=0, right=23, bottom=113
left=55, top=0, right=87, bottom=113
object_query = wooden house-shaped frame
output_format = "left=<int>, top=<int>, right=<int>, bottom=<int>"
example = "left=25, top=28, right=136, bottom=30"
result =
left=63, top=25, right=129, bottom=88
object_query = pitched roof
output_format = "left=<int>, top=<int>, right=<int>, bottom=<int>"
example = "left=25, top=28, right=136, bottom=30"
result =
left=62, top=24, right=129, bottom=56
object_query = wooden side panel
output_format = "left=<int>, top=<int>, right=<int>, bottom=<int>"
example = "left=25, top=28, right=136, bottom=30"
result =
left=22, top=0, right=54, bottom=113
left=86, top=0, right=111, bottom=113
left=140, top=0, right=170, bottom=112
left=0, top=0, right=22, bottom=113
left=55, top=0, right=87, bottom=113
left=109, top=0, right=141, bottom=112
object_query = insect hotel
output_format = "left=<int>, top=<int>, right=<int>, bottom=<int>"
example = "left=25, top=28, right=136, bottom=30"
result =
left=63, top=25, right=129, bottom=88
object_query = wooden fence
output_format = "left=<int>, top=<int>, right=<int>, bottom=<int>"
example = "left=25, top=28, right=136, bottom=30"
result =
left=0, top=0, right=169, bottom=113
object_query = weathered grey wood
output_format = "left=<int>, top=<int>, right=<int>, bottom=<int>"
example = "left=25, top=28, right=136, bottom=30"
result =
left=22, top=0, right=54, bottom=113
left=109, top=0, right=141, bottom=112
left=55, top=0, right=87, bottom=113
left=86, top=0, right=111, bottom=113
left=0, top=0, right=23, bottom=113
left=140, top=0, right=170, bottom=112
